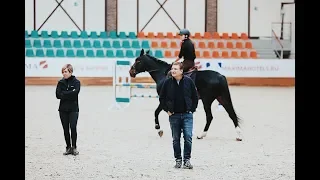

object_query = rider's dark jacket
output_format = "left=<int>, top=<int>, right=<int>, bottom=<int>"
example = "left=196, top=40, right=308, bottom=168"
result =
left=178, top=38, right=196, bottom=61
left=159, top=75, right=198, bottom=113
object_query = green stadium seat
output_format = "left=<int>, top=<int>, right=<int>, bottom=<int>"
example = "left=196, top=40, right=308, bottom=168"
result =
left=96, top=50, right=105, bottom=57
left=33, top=40, right=42, bottom=48
left=66, top=49, right=75, bottom=57
left=112, top=40, right=121, bottom=48
left=76, top=49, right=85, bottom=57
left=25, top=31, right=29, bottom=38
left=26, top=49, right=34, bottom=57
left=128, top=32, right=137, bottom=39
left=155, top=50, right=164, bottom=58
left=36, top=49, right=45, bottom=57
left=131, top=40, right=140, bottom=49
left=50, top=31, right=59, bottom=38
left=56, top=49, right=65, bottom=57
left=116, top=49, right=124, bottom=57
left=25, top=40, right=32, bottom=48
left=122, top=40, right=131, bottom=48
left=141, top=40, right=150, bottom=48
left=90, top=31, right=98, bottom=38
left=70, top=31, right=79, bottom=38
left=43, top=40, right=52, bottom=48
left=135, top=49, right=141, bottom=57
left=146, top=50, right=153, bottom=56
left=86, top=49, right=95, bottom=57
left=93, top=40, right=102, bottom=48
left=106, top=50, right=115, bottom=57
left=73, top=40, right=82, bottom=48
left=83, top=40, right=92, bottom=48
left=109, top=31, right=118, bottom=38
left=63, top=40, right=72, bottom=48
left=125, top=50, right=134, bottom=58
left=118, top=31, right=126, bottom=39
left=99, top=31, right=108, bottom=38
left=60, top=31, right=69, bottom=38
left=80, top=31, right=88, bottom=38
left=40, top=31, right=49, bottom=38
left=53, top=40, right=62, bottom=48
left=46, top=49, right=55, bottom=57
left=30, top=30, right=39, bottom=38
left=103, top=41, right=111, bottom=48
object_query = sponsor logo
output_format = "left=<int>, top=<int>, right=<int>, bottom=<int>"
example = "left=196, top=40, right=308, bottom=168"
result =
left=217, top=62, right=279, bottom=72
left=73, top=64, right=109, bottom=72
left=25, top=60, right=48, bottom=70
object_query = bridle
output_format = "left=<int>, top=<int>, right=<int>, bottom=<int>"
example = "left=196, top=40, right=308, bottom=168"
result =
left=132, top=59, right=160, bottom=74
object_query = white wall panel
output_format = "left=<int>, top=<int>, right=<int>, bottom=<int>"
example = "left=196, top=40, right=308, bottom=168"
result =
left=217, top=0, right=248, bottom=34
left=186, top=0, right=205, bottom=33
left=117, top=0, right=137, bottom=34
left=36, top=0, right=83, bottom=32
left=250, top=0, right=281, bottom=37
left=139, top=0, right=184, bottom=33
left=25, top=0, right=34, bottom=32
left=85, top=0, right=105, bottom=32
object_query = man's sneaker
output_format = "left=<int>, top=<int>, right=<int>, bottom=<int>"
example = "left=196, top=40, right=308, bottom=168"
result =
left=63, top=148, right=72, bottom=155
left=71, top=147, right=79, bottom=156
left=174, top=159, right=182, bottom=168
left=183, top=160, right=193, bottom=169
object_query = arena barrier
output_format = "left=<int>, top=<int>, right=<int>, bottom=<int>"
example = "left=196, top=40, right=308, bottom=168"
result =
left=25, top=58, right=295, bottom=86
left=109, top=60, right=159, bottom=110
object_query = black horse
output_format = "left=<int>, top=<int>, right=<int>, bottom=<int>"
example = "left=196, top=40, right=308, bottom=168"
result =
left=129, top=49, right=243, bottom=141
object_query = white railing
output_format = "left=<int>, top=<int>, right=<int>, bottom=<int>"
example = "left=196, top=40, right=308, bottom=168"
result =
left=271, top=29, right=283, bottom=59
left=271, top=22, right=292, bottom=41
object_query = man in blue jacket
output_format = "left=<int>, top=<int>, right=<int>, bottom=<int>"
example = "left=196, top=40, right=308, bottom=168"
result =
left=159, top=62, right=198, bottom=169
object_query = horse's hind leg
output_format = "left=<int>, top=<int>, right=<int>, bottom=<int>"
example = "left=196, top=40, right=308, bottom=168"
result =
left=197, top=97, right=215, bottom=139
left=154, top=103, right=163, bottom=137
left=217, top=96, right=243, bottom=141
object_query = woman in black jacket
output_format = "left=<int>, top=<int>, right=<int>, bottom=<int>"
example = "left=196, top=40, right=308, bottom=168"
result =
left=55, top=64, right=81, bottom=156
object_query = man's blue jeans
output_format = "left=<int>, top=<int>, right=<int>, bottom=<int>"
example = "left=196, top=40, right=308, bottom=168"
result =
left=169, top=112, right=193, bottom=161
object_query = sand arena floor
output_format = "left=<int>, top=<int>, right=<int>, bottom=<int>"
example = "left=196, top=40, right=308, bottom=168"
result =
left=25, top=86, right=295, bottom=180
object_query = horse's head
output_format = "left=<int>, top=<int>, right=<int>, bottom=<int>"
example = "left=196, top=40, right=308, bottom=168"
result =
left=129, top=49, right=163, bottom=77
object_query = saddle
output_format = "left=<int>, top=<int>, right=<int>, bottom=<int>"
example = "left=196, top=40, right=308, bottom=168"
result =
left=183, top=67, right=198, bottom=83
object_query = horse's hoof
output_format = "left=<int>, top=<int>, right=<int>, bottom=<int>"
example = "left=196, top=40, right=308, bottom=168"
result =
left=155, top=124, right=160, bottom=130
left=196, top=136, right=203, bottom=139
left=236, top=138, right=242, bottom=141
left=158, top=130, right=163, bottom=137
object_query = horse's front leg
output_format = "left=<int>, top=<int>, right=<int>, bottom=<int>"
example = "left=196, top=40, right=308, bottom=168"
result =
left=154, top=103, right=163, bottom=137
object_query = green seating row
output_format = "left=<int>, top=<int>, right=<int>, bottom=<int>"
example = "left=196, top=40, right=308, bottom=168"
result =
left=25, top=48, right=164, bottom=58
left=25, top=30, right=137, bottom=39
left=25, top=39, right=150, bottom=49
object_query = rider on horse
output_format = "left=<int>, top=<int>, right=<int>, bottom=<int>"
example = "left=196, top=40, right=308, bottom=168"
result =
left=175, top=29, right=196, bottom=73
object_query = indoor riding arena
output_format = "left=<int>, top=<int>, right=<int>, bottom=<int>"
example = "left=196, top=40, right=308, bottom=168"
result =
left=25, top=0, right=295, bottom=179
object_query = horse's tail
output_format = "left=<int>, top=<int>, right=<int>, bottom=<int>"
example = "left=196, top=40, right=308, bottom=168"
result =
left=218, top=75, right=242, bottom=127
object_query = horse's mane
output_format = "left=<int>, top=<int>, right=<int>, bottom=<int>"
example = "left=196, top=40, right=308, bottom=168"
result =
left=145, top=54, right=170, bottom=67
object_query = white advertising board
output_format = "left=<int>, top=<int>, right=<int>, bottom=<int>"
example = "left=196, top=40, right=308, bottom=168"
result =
left=25, top=58, right=116, bottom=77
left=196, top=59, right=295, bottom=78
left=25, top=58, right=295, bottom=78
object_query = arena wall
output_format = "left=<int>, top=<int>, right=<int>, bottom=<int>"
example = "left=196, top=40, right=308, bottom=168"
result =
left=25, top=0, right=294, bottom=37
left=25, top=77, right=294, bottom=86
left=25, top=58, right=295, bottom=86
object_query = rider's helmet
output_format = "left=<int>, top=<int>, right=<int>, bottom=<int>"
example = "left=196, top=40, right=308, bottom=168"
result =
left=178, top=29, right=190, bottom=38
